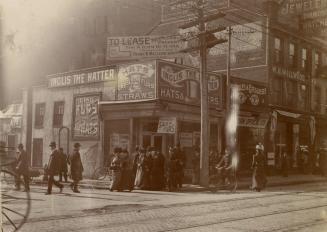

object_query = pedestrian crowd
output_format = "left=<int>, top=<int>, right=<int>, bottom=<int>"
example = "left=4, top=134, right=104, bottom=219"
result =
left=11, top=140, right=327, bottom=195
left=107, top=145, right=185, bottom=192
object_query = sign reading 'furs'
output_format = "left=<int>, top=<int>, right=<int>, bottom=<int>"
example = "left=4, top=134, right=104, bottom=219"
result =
left=72, top=93, right=101, bottom=140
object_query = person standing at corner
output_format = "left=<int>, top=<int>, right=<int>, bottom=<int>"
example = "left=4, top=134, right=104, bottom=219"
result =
left=251, top=145, right=267, bottom=192
left=58, top=147, right=68, bottom=182
left=46, top=141, right=63, bottom=195
left=281, top=148, right=289, bottom=177
left=15, top=143, right=30, bottom=192
left=70, top=143, right=84, bottom=193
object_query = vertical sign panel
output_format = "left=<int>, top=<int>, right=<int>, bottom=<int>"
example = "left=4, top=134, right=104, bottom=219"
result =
left=72, top=93, right=101, bottom=140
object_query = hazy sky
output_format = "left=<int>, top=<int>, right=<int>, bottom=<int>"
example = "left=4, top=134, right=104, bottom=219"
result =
left=2, top=0, right=82, bottom=104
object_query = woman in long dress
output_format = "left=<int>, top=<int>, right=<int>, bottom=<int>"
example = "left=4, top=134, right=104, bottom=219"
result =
left=109, top=147, right=122, bottom=191
left=134, top=148, right=146, bottom=189
left=251, top=145, right=267, bottom=192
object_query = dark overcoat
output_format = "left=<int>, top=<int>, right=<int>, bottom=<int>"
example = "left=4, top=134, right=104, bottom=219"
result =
left=59, top=151, right=68, bottom=172
left=48, top=149, right=61, bottom=175
left=70, top=149, right=84, bottom=181
left=251, top=152, right=267, bottom=190
left=16, top=150, right=29, bottom=175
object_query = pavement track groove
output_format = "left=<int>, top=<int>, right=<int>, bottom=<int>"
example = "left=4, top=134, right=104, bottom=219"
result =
left=7, top=184, right=327, bottom=232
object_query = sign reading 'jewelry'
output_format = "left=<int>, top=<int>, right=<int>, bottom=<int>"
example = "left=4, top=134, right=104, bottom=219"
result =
left=72, top=93, right=101, bottom=140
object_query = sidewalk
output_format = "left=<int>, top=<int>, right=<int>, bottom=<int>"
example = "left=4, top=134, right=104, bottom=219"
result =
left=31, top=174, right=327, bottom=192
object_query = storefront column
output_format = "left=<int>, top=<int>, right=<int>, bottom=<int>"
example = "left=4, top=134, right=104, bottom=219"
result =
left=217, top=119, right=222, bottom=154
left=129, top=118, right=134, bottom=154
left=293, top=124, right=299, bottom=167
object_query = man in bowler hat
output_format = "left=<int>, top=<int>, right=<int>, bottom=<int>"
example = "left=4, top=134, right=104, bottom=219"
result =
left=70, top=143, right=84, bottom=193
left=45, top=141, right=63, bottom=195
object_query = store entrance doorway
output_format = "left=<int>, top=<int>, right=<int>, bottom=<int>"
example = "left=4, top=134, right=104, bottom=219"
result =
left=141, top=133, right=166, bottom=154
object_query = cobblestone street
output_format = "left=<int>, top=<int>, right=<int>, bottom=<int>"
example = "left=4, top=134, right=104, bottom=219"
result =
left=3, top=182, right=327, bottom=232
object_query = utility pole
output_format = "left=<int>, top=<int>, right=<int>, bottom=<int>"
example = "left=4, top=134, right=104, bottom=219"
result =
left=178, top=0, right=226, bottom=186
left=198, top=2, right=209, bottom=187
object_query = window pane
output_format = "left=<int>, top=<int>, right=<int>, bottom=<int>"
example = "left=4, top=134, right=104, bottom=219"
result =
left=275, top=38, right=280, bottom=49
left=289, top=43, right=294, bottom=55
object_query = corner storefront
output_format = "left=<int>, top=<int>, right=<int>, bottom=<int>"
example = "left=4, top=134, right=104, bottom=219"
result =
left=99, top=60, right=224, bottom=181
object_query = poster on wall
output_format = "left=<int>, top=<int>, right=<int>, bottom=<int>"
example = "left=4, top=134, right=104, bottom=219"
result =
left=72, top=93, right=101, bottom=140
left=117, top=61, right=156, bottom=101
left=157, top=61, right=223, bottom=108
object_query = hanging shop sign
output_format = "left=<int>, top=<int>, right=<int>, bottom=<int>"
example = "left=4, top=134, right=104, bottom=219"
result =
left=157, top=117, right=177, bottom=134
left=157, top=61, right=223, bottom=108
left=106, top=36, right=185, bottom=61
left=117, top=61, right=156, bottom=101
left=238, top=116, right=268, bottom=129
left=272, top=65, right=307, bottom=82
left=48, top=66, right=116, bottom=88
left=72, top=93, right=101, bottom=140
left=230, top=78, right=268, bottom=109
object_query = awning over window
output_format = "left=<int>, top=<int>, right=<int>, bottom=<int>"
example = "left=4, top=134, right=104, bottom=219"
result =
left=276, top=110, right=301, bottom=118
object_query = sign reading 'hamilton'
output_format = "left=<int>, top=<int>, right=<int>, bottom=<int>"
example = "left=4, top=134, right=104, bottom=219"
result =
left=48, top=67, right=116, bottom=88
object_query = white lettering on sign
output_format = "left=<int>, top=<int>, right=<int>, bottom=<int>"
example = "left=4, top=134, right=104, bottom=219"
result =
left=281, top=0, right=327, bottom=14
left=161, top=66, right=199, bottom=87
left=272, top=66, right=307, bottom=82
left=73, top=94, right=100, bottom=140
left=117, top=62, right=156, bottom=101
left=107, top=36, right=185, bottom=60
left=48, top=68, right=115, bottom=88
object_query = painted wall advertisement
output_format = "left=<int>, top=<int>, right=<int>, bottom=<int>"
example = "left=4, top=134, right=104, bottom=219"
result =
left=117, top=61, right=156, bottom=101
left=48, top=67, right=116, bottom=88
left=72, top=93, right=100, bottom=140
left=157, top=61, right=223, bottom=108
left=107, top=36, right=185, bottom=61
left=230, top=78, right=267, bottom=110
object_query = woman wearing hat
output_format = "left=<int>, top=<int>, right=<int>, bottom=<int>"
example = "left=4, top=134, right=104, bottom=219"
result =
left=251, top=145, right=267, bottom=192
left=70, top=142, right=84, bottom=193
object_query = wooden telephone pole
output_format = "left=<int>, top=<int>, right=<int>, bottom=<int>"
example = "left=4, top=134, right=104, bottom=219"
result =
left=179, top=0, right=226, bottom=186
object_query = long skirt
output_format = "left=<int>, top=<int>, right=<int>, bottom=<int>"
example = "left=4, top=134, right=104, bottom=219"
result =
left=110, top=170, right=121, bottom=191
left=251, top=167, right=267, bottom=191
left=134, top=167, right=144, bottom=187
left=119, top=169, right=133, bottom=191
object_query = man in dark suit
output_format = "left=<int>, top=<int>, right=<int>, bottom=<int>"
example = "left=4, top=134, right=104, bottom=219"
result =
left=58, top=147, right=68, bottom=182
left=70, top=143, right=84, bottom=193
left=15, top=143, right=30, bottom=192
left=45, top=141, right=63, bottom=195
